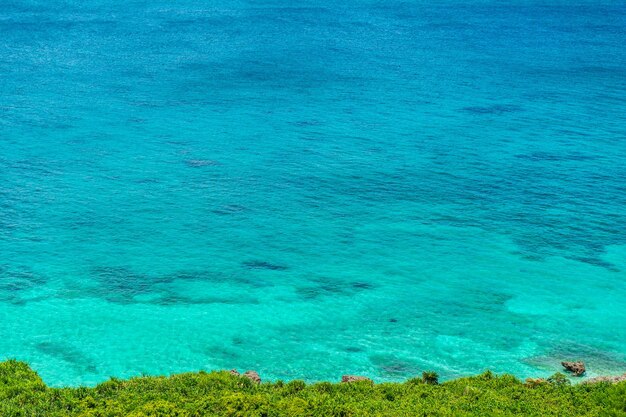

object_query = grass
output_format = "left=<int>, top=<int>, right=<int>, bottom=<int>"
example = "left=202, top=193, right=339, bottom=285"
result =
left=1, top=360, right=625, bottom=416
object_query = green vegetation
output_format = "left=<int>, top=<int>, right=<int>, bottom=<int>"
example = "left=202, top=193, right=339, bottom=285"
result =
left=1, top=360, right=625, bottom=416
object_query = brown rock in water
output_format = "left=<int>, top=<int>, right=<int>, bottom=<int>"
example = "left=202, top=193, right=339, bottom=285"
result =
left=229, top=369, right=240, bottom=376
left=561, top=361, right=586, bottom=376
left=585, top=374, right=626, bottom=384
left=341, top=375, right=372, bottom=383
left=243, top=370, right=261, bottom=383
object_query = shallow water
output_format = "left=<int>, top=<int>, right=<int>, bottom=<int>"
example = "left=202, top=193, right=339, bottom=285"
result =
left=1, top=0, right=626, bottom=386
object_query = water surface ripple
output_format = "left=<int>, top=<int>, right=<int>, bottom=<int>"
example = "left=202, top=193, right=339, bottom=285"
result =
left=1, top=0, right=625, bottom=385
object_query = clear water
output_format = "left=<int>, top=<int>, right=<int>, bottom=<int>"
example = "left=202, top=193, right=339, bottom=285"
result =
left=1, top=0, right=626, bottom=386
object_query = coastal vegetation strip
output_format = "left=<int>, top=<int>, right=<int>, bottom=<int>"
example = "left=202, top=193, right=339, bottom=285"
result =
left=1, top=361, right=625, bottom=416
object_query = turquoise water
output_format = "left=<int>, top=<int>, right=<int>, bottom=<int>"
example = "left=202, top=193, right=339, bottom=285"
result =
left=1, top=0, right=626, bottom=386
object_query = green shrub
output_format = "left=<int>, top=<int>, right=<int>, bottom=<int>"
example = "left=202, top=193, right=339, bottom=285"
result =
left=284, top=380, right=306, bottom=394
left=312, top=381, right=333, bottom=394
left=0, top=361, right=624, bottom=416
left=422, top=371, right=439, bottom=385
left=405, top=376, right=423, bottom=386
left=127, top=400, right=190, bottom=417
left=547, top=372, right=571, bottom=386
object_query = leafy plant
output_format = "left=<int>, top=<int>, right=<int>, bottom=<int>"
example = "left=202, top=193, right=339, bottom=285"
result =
left=0, top=360, right=624, bottom=417
left=547, top=372, right=571, bottom=386
left=422, top=371, right=439, bottom=385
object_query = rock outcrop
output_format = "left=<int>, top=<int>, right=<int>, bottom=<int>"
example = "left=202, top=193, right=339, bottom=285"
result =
left=341, top=375, right=372, bottom=383
left=243, top=370, right=261, bottom=383
left=585, top=374, right=626, bottom=384
left=525, top=378, right=547, bottom=387
left=561, top=361, right=586, bottom=376
left=229, top=369, right=240, bottom=376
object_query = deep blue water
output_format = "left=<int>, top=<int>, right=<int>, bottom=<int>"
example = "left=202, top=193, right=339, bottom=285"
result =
left=1, top=0, right=626, bottom=386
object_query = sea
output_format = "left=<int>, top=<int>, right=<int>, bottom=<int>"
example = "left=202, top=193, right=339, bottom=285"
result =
left=1, top=0, right=625, bottom=386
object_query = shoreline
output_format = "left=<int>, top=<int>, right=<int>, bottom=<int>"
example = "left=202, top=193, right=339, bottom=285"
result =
left=7, top=357, right=626, bottom=388
left=12, top=358, right=626, bottom=388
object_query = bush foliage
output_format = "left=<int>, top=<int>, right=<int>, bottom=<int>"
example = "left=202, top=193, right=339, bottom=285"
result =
left=1, top=360, right=625, bottom=416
